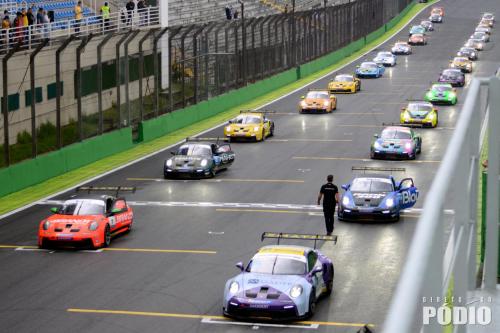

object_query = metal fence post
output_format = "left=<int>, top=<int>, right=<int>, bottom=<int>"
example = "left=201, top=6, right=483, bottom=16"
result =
left=168, top=27, right=181, bottom=112
left=138, top=28, right=158, bottom=122
left=55, top=36, right=76, bottom=148
left=115, top=33, right=130, bottom=129
left=193, top=25, right=207, bottom=105
left=76, top=34, right=93, bottom=141
left=97, top=33, right=114, bottom=134
left=124, top=30, right=140, bottom=127
left=180, top=25, right=195, bottom=108
left=213, top=23, right=225, bottom=95
left=29, top=38, right=49, bottom=158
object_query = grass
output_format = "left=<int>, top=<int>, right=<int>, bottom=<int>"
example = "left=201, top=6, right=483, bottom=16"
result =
left=0, top=0, right=436, bottom=216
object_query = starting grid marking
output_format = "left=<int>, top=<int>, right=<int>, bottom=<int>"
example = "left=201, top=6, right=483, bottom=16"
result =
left=38, top=200, right=455, bottom=215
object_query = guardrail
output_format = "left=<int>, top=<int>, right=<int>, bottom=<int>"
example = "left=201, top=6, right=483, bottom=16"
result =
left=383, top=75, right=500, bottom=332
left=0, top=6, right=160, bottom=53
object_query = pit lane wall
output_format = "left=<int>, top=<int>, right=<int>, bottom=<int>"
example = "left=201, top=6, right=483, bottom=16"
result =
left=0, top=1, right=417, bottom=198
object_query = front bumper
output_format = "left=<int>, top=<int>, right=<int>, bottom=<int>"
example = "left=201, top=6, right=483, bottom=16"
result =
left=39, top=231, right=99, bottom=248
left=426, top=97, right=455, bottom=105
left=224, top=297, right=301, bottom=321
left=329, top=87, right=354, bottom=93
left=356, top=72, right=379, bottom=78
left=401, top=119, right=435, bottom=127
left=225, top=132, right=258, bottom=141
left=372, top=149, right=415, bottom=159
left=392, top=50, right=410, bottom=55
left=338, top=207, right=399, bottom=221
left=164, top=168, right=212, bottom=178
left=438, top=79, right=464, bottom=87
left=300, top=107, right=329, bottom=113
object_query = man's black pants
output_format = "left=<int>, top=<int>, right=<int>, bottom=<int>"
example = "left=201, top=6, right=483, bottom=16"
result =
left=323, top=208, right=334, bottom=233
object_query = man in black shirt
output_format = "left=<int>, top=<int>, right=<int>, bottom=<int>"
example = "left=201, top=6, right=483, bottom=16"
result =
left=317, top=175, right=339, bottom=235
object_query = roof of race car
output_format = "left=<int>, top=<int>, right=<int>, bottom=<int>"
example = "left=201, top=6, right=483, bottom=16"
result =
left=257, top=245, right=310, bottom=257
left=352, top=175, right=394, bottom=182
left=384, top=126, right=412, bottom=133
left=453, top=57, right=469, bottom=61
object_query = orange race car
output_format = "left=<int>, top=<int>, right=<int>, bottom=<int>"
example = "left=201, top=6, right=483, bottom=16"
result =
left=299, top=89, right=337, bottom=113
left=430, top=7, right=444, bottom=16
left=408, top=33, right=427, bottom=45
left=38, top=186, right=135, bottom=249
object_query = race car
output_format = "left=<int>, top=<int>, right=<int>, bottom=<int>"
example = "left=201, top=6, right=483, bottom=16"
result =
left=38, top=186, right=135, bottom=249
left=425, top=83, right=458, bottom=105
left=409, top=25, right=426, bottom=35
left=224, top=111, right=275, bottom=142
left=223, top=232, right=336, bottom=320
left=328, top=74, right=361, bottom=93
left=408, top=33, right=427, bottom=45
left=430, top=6, right=444, bottom=17
left=371, top=125, right=422, bottom=159
left=480, top=17, right=494, bottom=27
left=400, top=101, right=439, bottom=127
left=464, top=38, right=484, bottom=51
left=470, top=31, right=489, bottom=43
left=420, top=20, right=434, bottom=31
left=338, top=167, right=419, bottom=222
left=299, top=90, right=337, bottom=113
left=355, top=62, right=385, bottom=78
left=391, top=41, right=412, bottom=55
left=450, top=57, right=473, bottom=73
left=482, top=12, right=495, bottom=22
left=438, top=68, right=465, bottom=87
left=373, top=51, right=397, bottom=67
left=457, top=47, right=478, bottom=61
left=429, top=13, right=443, bottom=23
left=164, top=138, right=235, bottom=178
left=475, top=25, right=491, bottom=35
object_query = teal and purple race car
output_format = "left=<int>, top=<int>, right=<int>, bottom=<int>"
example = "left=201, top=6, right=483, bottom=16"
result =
left=371, top=126, right=422, bottom=160
left=338, top=167, right=419, bottom=222
left=223, top=233, right=336, bottom=321
left=425, top=83, right=458, bottom=105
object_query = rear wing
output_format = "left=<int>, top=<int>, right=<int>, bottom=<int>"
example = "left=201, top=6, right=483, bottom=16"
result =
left=261, top=232, right=337, bottom=249
left=352, top=166, right=406, bottom=174
left=76, top=186, right=136, bottom=196
left=185, top=137, right=229, bottom=144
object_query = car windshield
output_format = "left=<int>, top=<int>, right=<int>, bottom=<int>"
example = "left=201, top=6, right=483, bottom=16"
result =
left=442, top=69, right=461, bottom=77
left=460, top=47, right=473, bottom=53
left=454, top=57, right=468, bottom=62
left=334, top=75, right=353, bottom=82
left=483, top=14, right=493, bottom=19
left=361, top=63, right=377, bottom=69
left=58, top=200, right=105, bottom=216
left=306, top=91, right=329, bottom=99
left=176, top=144, right=212, bottom=156
left=395, top=43, right=407, bottom=47
left=408, top=103, right=432, bottom=112
left=377, top=52, right=392, bottom=57
left=412, top=34, right=423, bottom=38
left=350, top=178, right=394, bottom=193
left=472, top=33, right=484, bottom=38
left=433, top=85, right=452, bottom=92
left=381, top=128, right=412, bottom=139
left=232, top=115, right=261, bottom=124
left=248, top=255, right=307, bottom=275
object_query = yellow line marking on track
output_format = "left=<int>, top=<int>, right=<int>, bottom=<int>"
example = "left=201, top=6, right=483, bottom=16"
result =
left=66, top=308, right=373, bottom=328
left=292, top=156, right=441, bottom=163
left=216, top=208, right=314, bottom=214
left=126, top=178, right=305, bottom=183
left=268, top=139, right=353, bottom=142
left=101, top=248, right=217, bottom=254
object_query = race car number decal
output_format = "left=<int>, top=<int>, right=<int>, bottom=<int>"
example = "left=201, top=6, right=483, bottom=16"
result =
left=402, top=191, right=418, bottom=204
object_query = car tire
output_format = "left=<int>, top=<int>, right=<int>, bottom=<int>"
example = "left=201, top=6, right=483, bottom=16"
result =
left=395, top=213, right=400, bottom=222
left=103, top=224, right=111, bottom=248
left=307, top=290, right=317, bottom=318
left=270, top=123, right=275, bottom=136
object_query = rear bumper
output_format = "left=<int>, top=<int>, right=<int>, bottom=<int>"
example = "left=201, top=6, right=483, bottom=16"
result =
left=300, top=108, right=329, bottom=113
left=401, top=120, right=435, bottom=127
left=438, top=80, right=464, bottom=87
left=329, top=88, right=354, bottom=93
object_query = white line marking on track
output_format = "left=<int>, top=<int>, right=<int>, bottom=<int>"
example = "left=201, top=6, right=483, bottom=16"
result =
left=200, top=317, right=319, bottom=329
left=14, top=247, right=53, bottom=253
left=0, top=2, right=440, bottom=221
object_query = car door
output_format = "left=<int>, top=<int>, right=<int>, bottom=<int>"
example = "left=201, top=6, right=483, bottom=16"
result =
left=398, top=178, right=419, bottom=209
left=215, top=144, right=235, bottom=167
left=109, top=199, right=131, bottom=231
left=307, top=251, right=324, bottom=298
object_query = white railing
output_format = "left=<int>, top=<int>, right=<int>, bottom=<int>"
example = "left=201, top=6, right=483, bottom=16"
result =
left=383, top=75, right=500, bottom=333
left=0, top=6, right=160, bottom=53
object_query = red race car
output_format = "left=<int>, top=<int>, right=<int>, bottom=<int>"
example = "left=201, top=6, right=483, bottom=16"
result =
left=38, top=186, right=135, bottom=249
left=409, top=33, right=427, bottom=45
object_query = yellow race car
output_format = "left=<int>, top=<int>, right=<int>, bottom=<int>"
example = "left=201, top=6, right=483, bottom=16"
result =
left=299, top=89, right=337, bottom=113
left=224, top=111, right=275, bottom=142
left=328, top=74, right=361, bottom=93
left=449, top=56, right=473, bottom=73
left=400, top=101, right=438, bottom=128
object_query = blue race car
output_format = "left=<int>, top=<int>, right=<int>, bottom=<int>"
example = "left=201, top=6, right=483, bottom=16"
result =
left=355, top=62, right=385, bottom=78
left=338, top=167, right=418, bottom=222
left=223, top=232, right=336, bottom=321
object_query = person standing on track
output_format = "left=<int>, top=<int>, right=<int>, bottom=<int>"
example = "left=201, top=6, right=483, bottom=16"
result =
left=317, top=174, right=339, bottom=235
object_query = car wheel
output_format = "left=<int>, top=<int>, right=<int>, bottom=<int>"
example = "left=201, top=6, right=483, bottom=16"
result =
left=307, top=290, right=317, bottom=318
left=103, top=224, right=111, bottom=248
left=370, top=150, right=375, bottom=159
left=435, top=115, right=439, bottom=127
left=395, top=213, right=400, bottom=222
left=270, top=123, right=275, bottom=136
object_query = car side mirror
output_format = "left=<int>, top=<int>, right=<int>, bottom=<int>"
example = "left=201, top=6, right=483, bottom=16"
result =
left=235, top=262, right=244, bottom=271
left=341, top=184, right=349, bottom=191
left=50, top=207, right=58, bottom=214
left=228, top=120, right=233, bottom=124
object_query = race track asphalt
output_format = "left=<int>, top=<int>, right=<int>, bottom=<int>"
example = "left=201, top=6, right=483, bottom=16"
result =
left=0, top=0, right=499, bottom=332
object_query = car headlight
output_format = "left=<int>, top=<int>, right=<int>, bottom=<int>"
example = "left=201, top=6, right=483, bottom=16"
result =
left=225, top=126, right=231, bottom=132
left=323, top=101, right=330, bottom=107
left=373, top=141, right=383, bottom=149
left=200, top=159, right=208, bottom=167
left=300, top=101, right=307, bottom=107
left=404, top=111, right=411, bottom=121
left=405, top=142, right=413, bottom=150
left=89, top=221, right=99, bottom=231
left=253, top=126, right=260, bottom=132
left=166, top=159, right=173, bottom=167
left=426, top=112, right=436, bottom=120
left=229, top=281, right=239, bottom=294
left=42, top=220, right=50, bottom=230
left=342, top=196, right=351, bottom=206
left=385, top=197, right=394, bottom=208
left=449, top=92, right=456, bottom=98
left=450, top=63, right=455, bottom=68
left=289, top=285, right=303, bottom=298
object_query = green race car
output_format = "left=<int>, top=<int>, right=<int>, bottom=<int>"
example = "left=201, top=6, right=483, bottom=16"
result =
left=424, top=83, right=457, bottom=105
